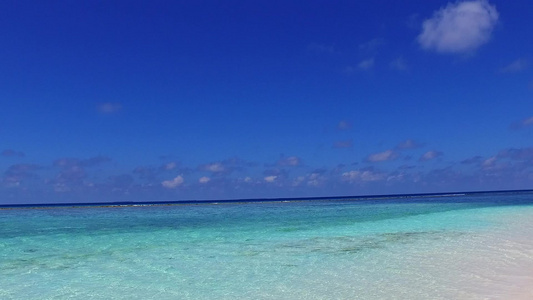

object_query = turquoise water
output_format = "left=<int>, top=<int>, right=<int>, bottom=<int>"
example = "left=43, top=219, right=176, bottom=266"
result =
left=2, top=194, right=533, bottom=299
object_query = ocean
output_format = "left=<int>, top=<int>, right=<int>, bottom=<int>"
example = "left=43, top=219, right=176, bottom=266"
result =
left=1, top=192, right=533, bottom=299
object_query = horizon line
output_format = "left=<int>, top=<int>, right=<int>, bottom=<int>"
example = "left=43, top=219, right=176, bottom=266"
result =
left=1, top=188, right=533, bottom=210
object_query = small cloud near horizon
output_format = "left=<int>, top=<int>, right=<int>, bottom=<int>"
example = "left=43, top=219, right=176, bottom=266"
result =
left=161, top=175, right=184, bottom=188
left=419, top=150, right=443, bottom=161
left=366, top=150, right=398, bottom=162
left=481, top=156, right=497, bottom=169
left=396, top=139, right=422, bottom=150
left=199, top=176, right=210, bottom=184
left=461, top=156, right=483, bottom=164
left=418, top=0, right=499, bottom=54
left=264, top=175, right=277, bottom=183
left=277, top=155, right=302, bottom=167
left=2, top=163, right=41, bottom=186
left=199, top=162, right=226, bottom=173
left=198, top=158, right=255, bottom=175
left=342, top=169, right=385, bottom=183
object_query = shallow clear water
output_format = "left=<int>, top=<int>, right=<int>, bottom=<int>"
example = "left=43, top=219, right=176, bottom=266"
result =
left=1, top=193, right=533, bottom=299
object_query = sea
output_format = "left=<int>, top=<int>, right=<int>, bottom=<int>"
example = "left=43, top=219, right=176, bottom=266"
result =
left=1, top=191, right=533, bottom=299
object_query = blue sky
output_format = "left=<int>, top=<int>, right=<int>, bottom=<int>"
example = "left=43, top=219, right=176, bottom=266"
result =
left=1, top=0, right=533, bottom=204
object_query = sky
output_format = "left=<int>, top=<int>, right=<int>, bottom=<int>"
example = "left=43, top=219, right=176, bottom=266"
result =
left=1, top=0, right=533, bottom=204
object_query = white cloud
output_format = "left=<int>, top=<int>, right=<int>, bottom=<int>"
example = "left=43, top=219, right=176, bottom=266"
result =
left=292, top=173, right=326, bottom=187
left=420, top=150, right=443, bottom=161
left=199, top=176, right=210, bottom=184
left=482, top=156, right=496, bottom=168
left=3, top=163, right=41, bottom=187
left=54, top=182, right=70, bottom=192
left=97, top=103, right=122, bottom=114
left=366, top=150, right=397, bottom=162
left=164, top=162, right=177, bottom=170
left=292, top=176, right=305, bottom=187
left=307, top=173, right=325, bottom=187
left=201, top=162, right=225, bottom=173
left=387, top=173, right=406, bottom=182
left=161, top=175, right=184, bottom=188
left=501, top=59, right=528, bottom=73
left=277, top=156, right=301, bottom=167
left=358, top=58, right=374, bottom=70
left=264, top=175, right=277, bottom=183
left=342, top=170, right=385, bottom=183
left=418, top=0, right=499, bottom=54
